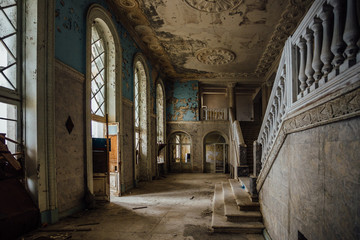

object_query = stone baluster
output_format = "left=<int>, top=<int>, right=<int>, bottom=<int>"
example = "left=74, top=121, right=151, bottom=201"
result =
left=320, top=5, right=334, bottom=76
left=305, top=30, right=315, bottom=88
left=344, top=0, right=360, bottom=61
left=297, top=38, right=307, bottom=94
left=273, top=98, right=279, bottom=131
left=276, top=87, right=283, bottom=120
left=311, top=18, right=323, bottom=85
left=276, top=86, right=283, bottom=122
left=330, top=0, right=346, bottom=68
left=279, top=77, right=285, bottom=117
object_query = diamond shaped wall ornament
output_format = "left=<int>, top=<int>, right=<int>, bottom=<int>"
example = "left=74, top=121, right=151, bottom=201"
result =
left=65, top=116, right=74, bottom=134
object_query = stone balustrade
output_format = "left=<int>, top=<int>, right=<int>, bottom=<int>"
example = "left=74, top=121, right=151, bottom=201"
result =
left=202, top=107, right=228, bottom=120
left=293, top=0, right=360, bottom=99
left=256, top=0, right=360, bottom=179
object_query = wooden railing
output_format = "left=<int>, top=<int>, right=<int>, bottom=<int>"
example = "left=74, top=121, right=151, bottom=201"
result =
left=256, top=0, right=360, bottom=181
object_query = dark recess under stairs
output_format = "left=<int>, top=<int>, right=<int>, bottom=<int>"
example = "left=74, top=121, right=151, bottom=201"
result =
left=239, top=121, right=261, bottom=174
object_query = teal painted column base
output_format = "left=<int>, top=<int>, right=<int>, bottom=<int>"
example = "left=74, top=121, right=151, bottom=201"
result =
left=40, top=209, right=59, bottom=224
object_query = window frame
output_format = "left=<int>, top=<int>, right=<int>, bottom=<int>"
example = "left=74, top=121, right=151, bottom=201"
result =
left=0, top=0, right=22, bottom=152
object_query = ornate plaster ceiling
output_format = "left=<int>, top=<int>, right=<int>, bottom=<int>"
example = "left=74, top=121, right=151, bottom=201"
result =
left=109, top=0, right=313, bottom=83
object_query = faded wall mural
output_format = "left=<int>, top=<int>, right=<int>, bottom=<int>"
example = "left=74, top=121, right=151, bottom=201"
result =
left=55, top=0, right=155, bottom=102
left=166, top=80, right=199, bottom=121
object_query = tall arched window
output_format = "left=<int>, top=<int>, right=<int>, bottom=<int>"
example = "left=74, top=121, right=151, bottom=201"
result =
left=87, top=5, right=122, bottom=199
left=134, top=56, right=149, bottom=180
left=156, top=82, right=165, bottom=163
left=91, top=23, right=106, bottom=132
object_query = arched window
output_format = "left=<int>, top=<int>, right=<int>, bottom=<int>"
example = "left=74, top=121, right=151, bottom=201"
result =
left=156, top=82, right=165, bottom=163
left=87, top=5, right=122, bottom=199
left=134, top=56, right=149, bottom=180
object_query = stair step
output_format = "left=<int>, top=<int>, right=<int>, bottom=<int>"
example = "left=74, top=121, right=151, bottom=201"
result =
left=211, top=183, right=264, bottom=234
left=223, top=182, right=262, bottom=222
left=239, top=177, right=260, bottom=202
left=229, top=179, right=260, bottom=211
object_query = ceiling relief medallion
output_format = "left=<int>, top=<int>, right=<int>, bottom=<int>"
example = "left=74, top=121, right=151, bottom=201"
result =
left=196, top=48, right=235, bottom=65
left=117, top=0, right=138, bottom=9
left=184, top=0, right=243, bottom=13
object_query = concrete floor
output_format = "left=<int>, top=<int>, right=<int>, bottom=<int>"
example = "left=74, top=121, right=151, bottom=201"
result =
left=22, top=173, right=264, bottom=240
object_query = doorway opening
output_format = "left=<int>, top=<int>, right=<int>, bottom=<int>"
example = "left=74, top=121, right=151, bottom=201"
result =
left=204, top=132, right=228, bottom=173
left=169, top=132, right=191, bottom=172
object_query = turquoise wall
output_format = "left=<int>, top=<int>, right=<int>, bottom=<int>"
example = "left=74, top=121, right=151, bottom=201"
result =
left=166, top=80, right=199, bottom=121
left=55, top=0, right=154, bottom=101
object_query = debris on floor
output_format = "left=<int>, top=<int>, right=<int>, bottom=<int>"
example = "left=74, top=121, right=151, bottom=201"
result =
left=132, top=206, right=147, bottom=210
left=190, top=196, right=195, bottom=200
left=76, top=222, right=99, bottom=227
left=201, top=208, right=213, bottom=217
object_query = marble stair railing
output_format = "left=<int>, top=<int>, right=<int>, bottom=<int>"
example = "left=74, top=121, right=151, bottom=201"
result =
left=229, top=109, right=248, bottom=177
left=255, top=0, right=360, bottom=189
left=293, top=0, right=360, bottom=100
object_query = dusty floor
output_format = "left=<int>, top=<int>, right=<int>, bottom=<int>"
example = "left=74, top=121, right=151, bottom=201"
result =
left=22, top=173, right=264, bottom=240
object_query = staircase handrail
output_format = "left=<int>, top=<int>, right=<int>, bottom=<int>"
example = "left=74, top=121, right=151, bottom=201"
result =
left=256, top=0, right=360, bottom=188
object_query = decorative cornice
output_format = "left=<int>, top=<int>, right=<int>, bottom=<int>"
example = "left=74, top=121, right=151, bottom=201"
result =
left=255, top=0, right=314, bottom=76
left=184, top=0, right=243, bottom=13
left=257, top=85, right=360, bottom=191
left=107, top=0, right=313, bottom=80
left=196, top=48, right=236, bottom=65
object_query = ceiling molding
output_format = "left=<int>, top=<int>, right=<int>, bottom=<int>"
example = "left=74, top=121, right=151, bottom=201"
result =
left=184, top=0, right=243, bottom=13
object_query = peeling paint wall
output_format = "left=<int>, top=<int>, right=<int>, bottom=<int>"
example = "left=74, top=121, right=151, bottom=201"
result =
left=167, top=122, right=229, bottom=172
left=54, top=0, right=158, bottom=202
left=55, top=0, right=156, bottom=101
left=166, top=80, right=199, bottom=121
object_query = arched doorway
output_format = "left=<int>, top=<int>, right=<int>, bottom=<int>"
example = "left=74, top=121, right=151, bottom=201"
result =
left=204, top=132, right=228, bottom=173
left=168, top=132, right=191, bottom=172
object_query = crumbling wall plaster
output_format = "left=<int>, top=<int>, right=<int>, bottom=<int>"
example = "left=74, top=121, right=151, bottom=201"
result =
left=55, top=0, right=156, bottom=102
left=167, top=121, right=229, bottom=172
left=55, top=61, right=85, bottom=214
left=260, top=117, right=360, bottom=240
left=166, top=80, right=199, bottom=121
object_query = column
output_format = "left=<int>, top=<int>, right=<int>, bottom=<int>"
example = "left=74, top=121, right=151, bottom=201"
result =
left=227, top=82, right=236, bottom=118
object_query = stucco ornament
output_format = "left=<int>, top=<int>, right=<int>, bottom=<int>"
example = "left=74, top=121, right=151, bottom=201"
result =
left=196, top=48, right=236, bottom=65
left=117, top=0, right=138, bottom=9
left=185, top=0, right=243, bottom=13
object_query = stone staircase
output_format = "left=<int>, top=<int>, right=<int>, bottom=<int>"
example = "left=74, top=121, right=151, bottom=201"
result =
left=211, top=178, right=264, bottom=234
